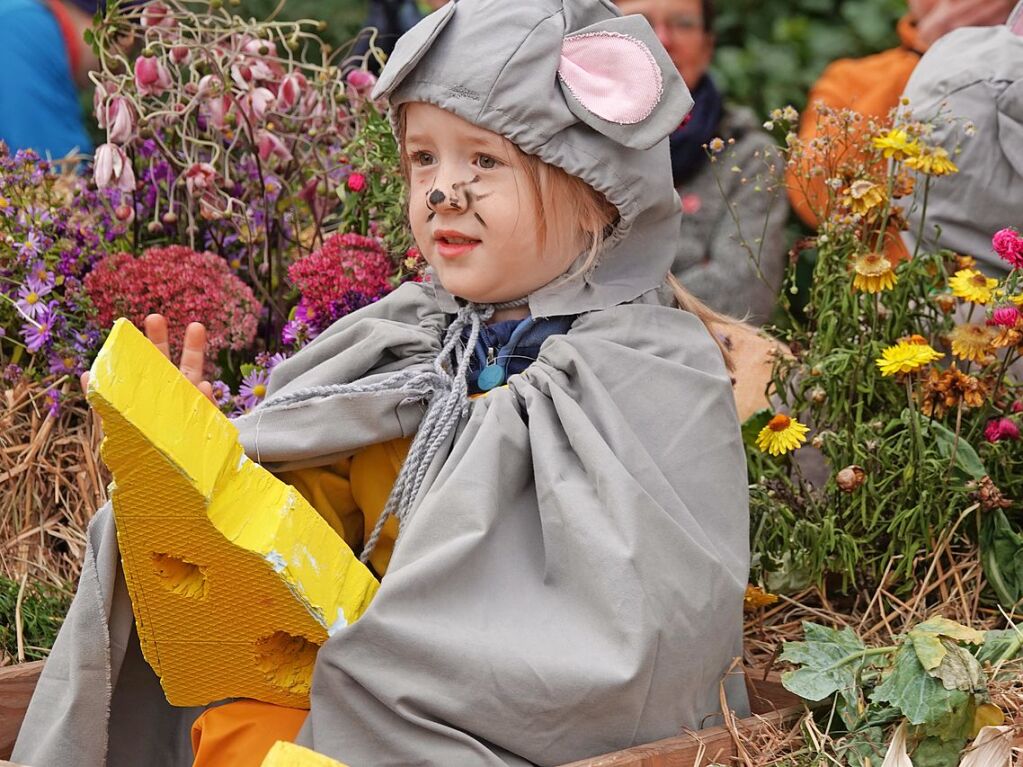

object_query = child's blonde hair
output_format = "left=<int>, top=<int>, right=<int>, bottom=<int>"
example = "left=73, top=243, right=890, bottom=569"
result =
left=397, top=108, right=735, bottom=370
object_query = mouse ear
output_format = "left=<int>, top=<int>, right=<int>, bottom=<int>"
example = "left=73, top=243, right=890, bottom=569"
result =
left=372, top=1, right=458, bottom=101
left=557, top=14, right=693, bottom=150
left=1010, top=0, right=1023, bottom=36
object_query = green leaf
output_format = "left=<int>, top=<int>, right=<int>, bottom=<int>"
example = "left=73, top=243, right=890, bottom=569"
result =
left=976, top=628, right=1023, bottom=666
left=979, top=509, right=1023, bottom=610
left=908, top=616, right=986, bottom=671
left=871, top=644, right=969, bottom=726
left=925, top=417, right=987, bottom=480
left=741, top=408, right=773, bottom=449
left=780, top=622, right=866, bottom=707
left=910, top=734, right=967, bottom=767
left=930, top=641, right=984, bottom=692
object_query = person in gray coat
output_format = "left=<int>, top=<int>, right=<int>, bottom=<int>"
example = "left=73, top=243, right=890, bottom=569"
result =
left=13, top=1, right=750, bottom=765
left=901, top=1, right=1023, bottom=273
left=616, top=0, right=789, bottom=324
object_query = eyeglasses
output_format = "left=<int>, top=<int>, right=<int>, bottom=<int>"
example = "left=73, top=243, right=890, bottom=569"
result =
left=644, top=13, right=705, bottom=35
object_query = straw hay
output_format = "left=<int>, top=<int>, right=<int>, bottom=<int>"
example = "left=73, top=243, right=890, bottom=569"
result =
left=0, top=380, right=107, bottom=588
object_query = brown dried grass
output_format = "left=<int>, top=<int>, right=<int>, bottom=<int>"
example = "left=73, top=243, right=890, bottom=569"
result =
left=741, top=537, right=1023, bottom=764
left=0, top=379, right=107, bottom=588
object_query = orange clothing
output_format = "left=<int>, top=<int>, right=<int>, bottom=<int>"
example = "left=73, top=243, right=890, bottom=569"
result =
left=192, top=438, right=411, bottom=767
left=787, top=16, right=925, bottom=236
left=191, top=701, right=308, bottom=767
left=45, top=1, right=82, bottom=76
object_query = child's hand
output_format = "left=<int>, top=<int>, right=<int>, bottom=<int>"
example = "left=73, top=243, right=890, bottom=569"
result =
left=80, top=314, right=216, bottom=403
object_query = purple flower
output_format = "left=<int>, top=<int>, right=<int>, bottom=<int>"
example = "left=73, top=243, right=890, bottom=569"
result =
left=2, top=364, right=23, bottom=382
left=210, top=380, right=232, bottom=407
left=17, top=231, right=44, bottom=260
left=22, top=306, right=57, bottom=352
left=46, top=389, right=61, bottom=418
left=48, top=351, right=83, bottom=377
left=15, top=277, right=53, bottom=319
left=255, top=351, right=288, bottom=371
left=237, top=368, right=270, bottom=411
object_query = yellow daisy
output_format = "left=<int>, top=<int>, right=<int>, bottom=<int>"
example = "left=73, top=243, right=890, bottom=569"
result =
left=904, top=146, right=958, bottom=176
left=872, top=128, right=922, bottom=161
left=852, top=252, right=897, bottom=293
left=949, top=323, right=996, bottom=363
left=756, top=413, right=810, bottom=456
left=876, top=341, right=944, bottom=376
left=842, top=180, right=887, bottom=216
left=949, top=269, right=999, bottom=304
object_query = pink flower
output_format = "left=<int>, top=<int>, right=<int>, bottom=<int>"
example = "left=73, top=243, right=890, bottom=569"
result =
left=992, top=227, right=1023, bottom=270
left=277, top=73, right=307, bottom=111
left=170, top=45, right=190, bottom=65
left=196, top=75, right=222, bottom=99
left=989, top=305, right=1021, bottom=328
left=287, top=233, right=395, bottom=328
left=94, top=143, right=136, bottom=192
left=984, top=417, right=1021, bottom=443
left=83, top=246, right=260, bottom=372
left=134, top=55, right=173, bottom=97
left=104, top=97, right=136, bottom=144
left=346, top=172, right=367, bottom=193
left=345, top=69, right=377, bottom=93
left=238, top=87, right=275, bottom=125
left=202, top=93, right=234, bottom=130
left=184, top=162, right=218, bottom=197
left=141, top=2, right=176, bottom=28
left=257, top=130, right=292, bottom=164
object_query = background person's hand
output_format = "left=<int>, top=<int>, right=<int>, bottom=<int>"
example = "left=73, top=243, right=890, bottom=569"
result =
left=80, top=314, right=215, bottom=403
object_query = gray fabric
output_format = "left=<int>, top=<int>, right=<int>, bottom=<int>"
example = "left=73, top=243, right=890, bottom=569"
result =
left=15, top=1, right=750, bottom=763
left=901, top=22, right=1023, bottom=271
left=374, top=0, right=694, bottom=318
left=673, top=105, right=788, bottom=324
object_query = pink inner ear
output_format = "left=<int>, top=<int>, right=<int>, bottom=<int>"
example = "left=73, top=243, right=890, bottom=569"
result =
left=558, top=32, right=663, bottom=125
left=1012, top=11, right=1023, bottom=36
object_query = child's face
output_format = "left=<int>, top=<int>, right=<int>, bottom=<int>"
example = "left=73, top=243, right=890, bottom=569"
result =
left=404, top=102, right=583, bottom=305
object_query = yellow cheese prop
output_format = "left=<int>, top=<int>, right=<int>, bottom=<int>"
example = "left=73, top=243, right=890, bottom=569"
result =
left=261, top=742, right=350, bottom=767
left=87, top=318, right=379, bottom=708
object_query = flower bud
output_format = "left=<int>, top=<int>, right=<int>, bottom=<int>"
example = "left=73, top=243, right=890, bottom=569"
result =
left=114, top=204, right=134, bottom=223
left=277, top=72, right=308, bottom=111
left=134, top=55, right=173, bottom=97
left=346, top=172, right=367, bottom=193
left=835, top=465, right=866, bottom=493
left=94, top=143, right=136, bottom=192
left=345, top=68, right=377, bottom=93
left=162, top=211, right=178, bottom=225
left=170, top=45, right=190, bottom=65
left=809, top=386, right=827, bottom=405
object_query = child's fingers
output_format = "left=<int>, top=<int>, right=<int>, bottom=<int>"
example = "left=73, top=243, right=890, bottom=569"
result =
left=179, top=322, right=208, bottom=388
left=144, top=314, right=171, bottom=360
left=80, top=371, right=90, bottom=392
left=197, top=380, right=215, bottom=403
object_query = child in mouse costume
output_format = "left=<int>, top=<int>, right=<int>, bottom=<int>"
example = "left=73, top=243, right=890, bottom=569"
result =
left=13, top=1, right=750, bottom=765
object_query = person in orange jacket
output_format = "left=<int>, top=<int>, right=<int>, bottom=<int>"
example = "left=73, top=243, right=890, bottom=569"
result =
left=787, top=0, right=1016, bottom=233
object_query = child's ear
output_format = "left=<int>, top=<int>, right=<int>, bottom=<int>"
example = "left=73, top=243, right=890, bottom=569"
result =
left=372, top=1, right=458, bottom=101
left=557, top=15, right=693, bottom=150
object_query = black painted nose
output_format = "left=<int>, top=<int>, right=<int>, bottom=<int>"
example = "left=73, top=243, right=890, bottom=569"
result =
left=428, top=189, right=446, bottom=206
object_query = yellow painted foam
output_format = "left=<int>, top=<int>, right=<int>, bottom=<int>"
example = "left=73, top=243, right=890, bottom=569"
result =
left=87, top=318, right=379, bottom=708
left=261, top=742, right=349, bottom=767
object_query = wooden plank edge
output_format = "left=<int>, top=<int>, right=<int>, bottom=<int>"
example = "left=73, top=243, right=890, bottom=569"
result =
left=557, top=704, right=804, bottom=767
left=0, top=662, right=45, bottom=762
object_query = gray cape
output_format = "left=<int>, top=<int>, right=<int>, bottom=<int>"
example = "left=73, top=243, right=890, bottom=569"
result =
left=14, top=1, right=750, bottom=764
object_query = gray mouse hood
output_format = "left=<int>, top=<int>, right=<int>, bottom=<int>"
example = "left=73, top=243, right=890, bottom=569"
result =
left=372, top=0, right=694, bottom=316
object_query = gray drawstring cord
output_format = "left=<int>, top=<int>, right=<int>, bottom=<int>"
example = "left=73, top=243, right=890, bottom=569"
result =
left=257, top=301, right=506, bottom=563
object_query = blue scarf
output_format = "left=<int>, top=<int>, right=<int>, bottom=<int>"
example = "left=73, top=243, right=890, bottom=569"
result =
left=669, top=75, right=724, bottom=186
